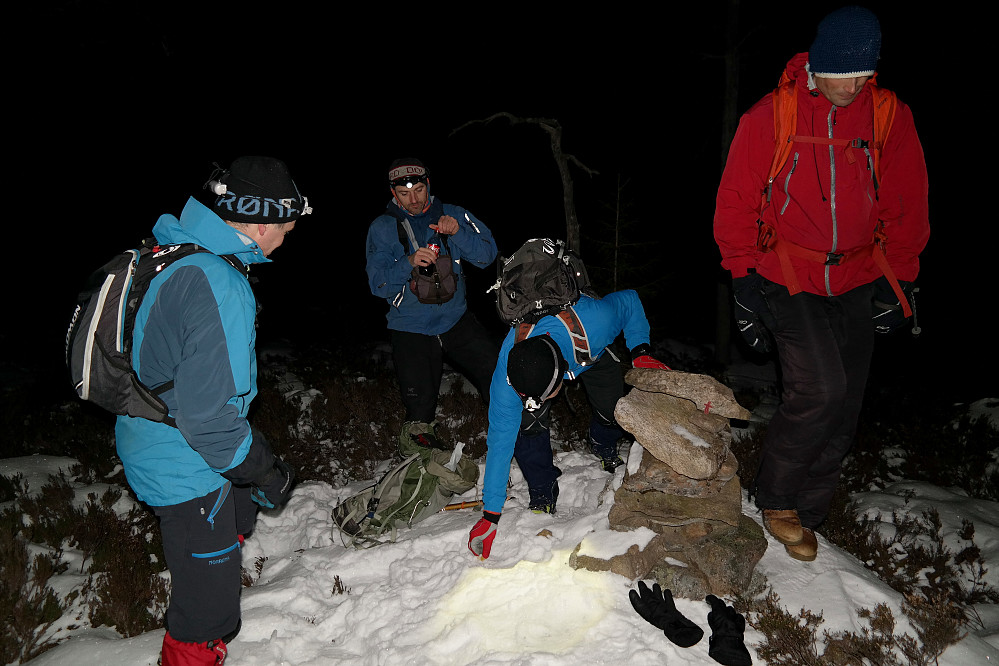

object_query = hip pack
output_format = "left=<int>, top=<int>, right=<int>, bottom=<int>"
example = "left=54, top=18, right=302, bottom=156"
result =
left=385, top=205, right=458, bottom=306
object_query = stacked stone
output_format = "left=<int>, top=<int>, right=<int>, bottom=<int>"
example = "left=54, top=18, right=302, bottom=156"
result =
left=569, top=368, right=766, bottom=599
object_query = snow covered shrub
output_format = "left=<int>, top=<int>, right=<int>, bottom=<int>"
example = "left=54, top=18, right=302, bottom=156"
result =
left=11, top=471, right=79, bottom=549
left=434, top=382, right=490, bottom=460
left=847, top=393, right=999, bottom=501
left=549, top=380, right=598, bottom=451
left=729, top=388, right=997, bottom=646
left=824, top=504, right=999, bottom=623
left=1, top=382, right=118, bottom=479
left=254, top=342, right=493, bottom=484
left=0, top=477, right=68, bottom=664
left=74, top=487, right=168, bottom=636
left=254, top=360, right=405, bottom=485
left=2, top=470, right=168, bottom=642
left=744, top=587, right=963, bottom=666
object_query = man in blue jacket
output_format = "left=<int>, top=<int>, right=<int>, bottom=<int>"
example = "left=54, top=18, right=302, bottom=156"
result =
left=467, top=289, right=669, bottom=559
left=366, top=158, right=499, bottom=453
left=115, top=156, right=304, bottom=664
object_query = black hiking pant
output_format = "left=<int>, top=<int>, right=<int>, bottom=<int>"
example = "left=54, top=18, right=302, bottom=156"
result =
left=391, top=309, right=498, bottom=423
left=155, top=483, right=255, bottom=644
left=753, top=280, right=876, bottom=529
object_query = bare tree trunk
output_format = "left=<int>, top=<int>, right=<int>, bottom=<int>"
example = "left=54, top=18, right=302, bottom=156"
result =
left=452, top=113, right=596, bottom=257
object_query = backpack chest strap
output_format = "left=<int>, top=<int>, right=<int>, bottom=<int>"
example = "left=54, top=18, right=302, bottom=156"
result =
left=789, top=135, right=878, bottom=167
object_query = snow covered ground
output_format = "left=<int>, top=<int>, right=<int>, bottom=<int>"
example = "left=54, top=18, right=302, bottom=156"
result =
left=7, top=400, right=999, bottom=665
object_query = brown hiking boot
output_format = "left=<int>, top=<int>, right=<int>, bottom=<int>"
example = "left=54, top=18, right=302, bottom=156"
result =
left=762, top=509, right=804, bottom=546
left=785, top=527, right=818, bottom=561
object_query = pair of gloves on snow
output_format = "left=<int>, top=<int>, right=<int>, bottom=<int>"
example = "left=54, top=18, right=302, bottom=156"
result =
left=630, top=581, right=752, bottom=666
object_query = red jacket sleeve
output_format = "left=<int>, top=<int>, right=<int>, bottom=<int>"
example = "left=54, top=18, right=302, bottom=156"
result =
left=713, top=98, right=772, bottom=279
left=876, top=101, right=929, bottom=282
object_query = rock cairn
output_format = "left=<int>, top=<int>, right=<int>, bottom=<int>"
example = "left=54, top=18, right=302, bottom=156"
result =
left=569, top=368, right=766, bottom=598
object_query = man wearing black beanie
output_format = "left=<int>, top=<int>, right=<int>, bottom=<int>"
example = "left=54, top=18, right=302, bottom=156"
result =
left=114, top=156, right=309, bottom=664
left=714, top=6, right=929, bottom=563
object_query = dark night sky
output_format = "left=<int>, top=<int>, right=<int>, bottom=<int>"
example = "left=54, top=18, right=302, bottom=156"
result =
left=10, top=1, right=995, bottom=402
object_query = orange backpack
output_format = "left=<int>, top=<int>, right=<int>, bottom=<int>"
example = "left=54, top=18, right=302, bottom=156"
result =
left=758, top=74, right=910, bottom=316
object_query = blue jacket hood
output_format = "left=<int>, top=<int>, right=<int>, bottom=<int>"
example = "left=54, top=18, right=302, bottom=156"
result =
left=153, top=197, right=273, bottom=266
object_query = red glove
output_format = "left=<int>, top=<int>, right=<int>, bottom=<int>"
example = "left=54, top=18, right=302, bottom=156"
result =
left=633, top=356, right=670, bottom=370
left=468, top=513, right=500, bottom=559
left=630, top=343, right=670, bottom=370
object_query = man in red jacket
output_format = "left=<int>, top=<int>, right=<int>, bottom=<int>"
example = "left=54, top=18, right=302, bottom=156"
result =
left=713, top=6, right=929, bottom=562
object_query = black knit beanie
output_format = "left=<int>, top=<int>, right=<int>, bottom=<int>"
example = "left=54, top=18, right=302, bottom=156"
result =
left=507, top=336, right=568, bottom=410
left=809, top=6, right=881, bottom=78
left=207, top=156, right=311, bottom=224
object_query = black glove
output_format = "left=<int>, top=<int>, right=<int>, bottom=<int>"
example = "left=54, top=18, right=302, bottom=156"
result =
left=732, top=273, right=773, bottom=353
left=871, top=276, right=913, bottom=334
left=705, top=595, right=752, bottom=666
left=249, top=459, right=295, bottom=509
left=629, top=581, right=703, bottom=647
left=221, top=428, right=296, bottom=509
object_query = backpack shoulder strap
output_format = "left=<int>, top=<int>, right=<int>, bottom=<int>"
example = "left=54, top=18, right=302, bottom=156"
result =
left=397, top=219, right=418, bottom=254
left=764, top=75, right=798, bottom=211
left=868, top=82, right=897, bottom=188
left=380, top=205, right=418, bottom=254
left=556, top=307, right=595, bottom=367
left=514, top=321, right=535, bottom=343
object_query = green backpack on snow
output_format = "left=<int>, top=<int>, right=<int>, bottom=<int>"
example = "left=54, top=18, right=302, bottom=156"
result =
left=331, top=425, right=479, bottom=548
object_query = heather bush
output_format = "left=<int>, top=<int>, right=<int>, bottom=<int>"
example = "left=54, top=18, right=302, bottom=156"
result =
left=0, top=471, right=169, bottom=663
left=74, top=488, right=169, bottom=636
left=741, top=587, right=964, bottom=666
left=0, top=476, right=69, bottom=663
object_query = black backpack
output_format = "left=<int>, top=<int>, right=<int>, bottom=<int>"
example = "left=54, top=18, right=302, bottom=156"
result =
left=489, top=238, right=592, bottom=325
left=489, top=238, right=599, bottom=367
left=65, top=238, right=243, bottom=426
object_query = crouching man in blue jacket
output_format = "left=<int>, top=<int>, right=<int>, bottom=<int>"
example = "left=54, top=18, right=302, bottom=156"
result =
left=115, top=157, right=305, bottom=664
left=468, top=289, right=669, bottom=559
